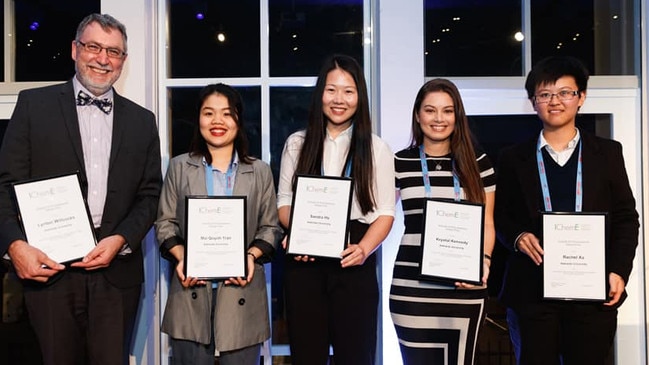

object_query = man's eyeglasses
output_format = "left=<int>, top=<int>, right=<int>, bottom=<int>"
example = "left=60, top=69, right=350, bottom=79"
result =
left=76, top=41, right=126, bottom=59
left=533, top=90, right=579, bottom=104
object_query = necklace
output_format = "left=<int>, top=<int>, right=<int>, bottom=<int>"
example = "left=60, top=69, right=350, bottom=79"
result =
left=419, top=145, right=461, bottom=201
left=432, top=159, right=442, bottom=171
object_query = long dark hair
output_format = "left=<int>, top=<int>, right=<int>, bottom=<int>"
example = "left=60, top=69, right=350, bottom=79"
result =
left=409, top=78, right=484, bottom=203
left=294, top=54, right=376, bottom=214
left=188, top=83, right=254, bottom=165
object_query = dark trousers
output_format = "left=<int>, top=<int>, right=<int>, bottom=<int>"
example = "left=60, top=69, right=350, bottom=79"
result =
left=284, top=221, right=377, bottom=365
left=170, top=338, right=261, bottom=365
left=506, top=307, right=522, bottom=365
left=512, top=301, right=617, bottom=365
left=23, top=270, right=141, bottom=365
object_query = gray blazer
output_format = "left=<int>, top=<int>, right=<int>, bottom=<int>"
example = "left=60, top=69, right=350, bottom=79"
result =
left=155, top=153, right=282, bottom=351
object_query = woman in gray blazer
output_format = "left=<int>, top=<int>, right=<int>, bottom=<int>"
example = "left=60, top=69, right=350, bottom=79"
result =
left=155, top=83, right=283, bottom=365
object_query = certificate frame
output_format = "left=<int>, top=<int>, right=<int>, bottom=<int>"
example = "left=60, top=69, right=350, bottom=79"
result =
left=12, top=172, right=97, bottom=264
left=184, top=195, right=248, bottom=280
left=541, top=211, right=608, bottom=302
left=286, top=174, right=353, bottom=259
left=419, top=198, right=485, bottom=286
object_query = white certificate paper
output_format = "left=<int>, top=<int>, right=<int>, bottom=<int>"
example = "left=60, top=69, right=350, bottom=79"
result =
left=542, top=212, right=607, bottom=301
left=184, top=196, right=247, bottom=280
left=12, top=173, right=96, bottom=264
left=420, top=199, right=484, bottom=285
left=287, top=175, right=353, bottom=259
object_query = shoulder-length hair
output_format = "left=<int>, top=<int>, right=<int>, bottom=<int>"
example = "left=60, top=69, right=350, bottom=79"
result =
left=409, top=78, right=485, bottom=203
left=188, top=83, right=254, bottom=165
left=294, top=54, right=376, bottom=215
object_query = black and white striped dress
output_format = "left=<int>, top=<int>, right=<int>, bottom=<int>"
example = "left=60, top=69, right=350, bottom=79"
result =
left=390, top=146, right=496, bottom=365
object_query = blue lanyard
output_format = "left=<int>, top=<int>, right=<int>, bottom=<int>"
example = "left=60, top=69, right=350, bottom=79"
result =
left=419, top=145, right=460, bottom=201
left=535, top=138, right=582, bottom=212
left=204, top=154, right=236, bottom=196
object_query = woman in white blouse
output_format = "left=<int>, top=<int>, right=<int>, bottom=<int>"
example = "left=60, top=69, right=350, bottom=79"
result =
left=277, top=54, right=395, bottom=365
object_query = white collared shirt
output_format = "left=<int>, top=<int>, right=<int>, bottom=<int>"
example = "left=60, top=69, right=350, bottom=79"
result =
left=277, top=126, right=395, bottom=224
left=73, top=77, right=113, bottom=228
left=538, top=129, right=580, bottom=167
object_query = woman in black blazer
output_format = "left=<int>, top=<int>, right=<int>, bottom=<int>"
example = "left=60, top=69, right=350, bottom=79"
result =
left=495, top=56, right=639, bottom=365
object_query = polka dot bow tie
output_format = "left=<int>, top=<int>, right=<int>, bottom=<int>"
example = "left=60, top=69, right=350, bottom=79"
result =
left=76, top=90, right=113, bottom=114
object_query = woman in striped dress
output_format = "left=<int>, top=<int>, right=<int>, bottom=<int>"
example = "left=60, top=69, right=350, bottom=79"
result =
left=390, top=78, right=496, bottom=365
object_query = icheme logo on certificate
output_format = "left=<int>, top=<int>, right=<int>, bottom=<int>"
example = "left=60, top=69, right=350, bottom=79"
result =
left=542, top=213, right=607, bottom=301
left=287, top=175, right=353, bottom=259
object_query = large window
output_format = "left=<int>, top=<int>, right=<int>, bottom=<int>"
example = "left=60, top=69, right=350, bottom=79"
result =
left=425, top=0, right=522, bottom=76
left=168, top=1, right=260, bottom=78
left=425, top=0, right=638, bottom=76
left=269, top=0, right=364, bottom=76
left=530, top=0, right=637, bottom=74
left=14, top=0, right=100, bottom=81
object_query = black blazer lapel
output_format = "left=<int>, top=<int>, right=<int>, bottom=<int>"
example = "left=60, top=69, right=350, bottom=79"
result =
left=514, top=138, right=543, bottom=218
left=59, top=81, right=86, bottom=176
left=579, top=131, right=603, bottom=212
left=108, top=91, right=127, bottom=169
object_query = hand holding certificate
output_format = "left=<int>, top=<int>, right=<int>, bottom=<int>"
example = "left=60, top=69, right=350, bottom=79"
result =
left=542, top=212, right=607, bottom=301
left=419, top=199, right=484, bottom=285
left=184, top=196, right=247, bottom=280
left=286, top=175, right=353, bottom=259
left=12, top=173, right=97, bottom=264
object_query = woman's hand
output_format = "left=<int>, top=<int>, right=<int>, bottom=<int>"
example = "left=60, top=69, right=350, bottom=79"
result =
left=175, top=260, right=206, bottom=288
left=282, top=235, right=315, bottom=262
left=482, top=256, right=491, bottom=285
left=225, top=252, right=257, bottom=287
left=454, top=256, right=490, bottom=289
left=169, top=245, right=205, bottom=288
left=341, top=243, right=367, bottom=268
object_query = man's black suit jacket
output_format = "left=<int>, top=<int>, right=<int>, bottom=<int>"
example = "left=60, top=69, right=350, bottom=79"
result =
left=495, top=130, right=639, bottom=309
left=0, top=80, right=162, bottom=288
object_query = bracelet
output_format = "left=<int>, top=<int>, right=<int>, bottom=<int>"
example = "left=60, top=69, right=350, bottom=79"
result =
left=247, top=252, right=257, bottom=260
left=483, top=254, right=492, bottom=260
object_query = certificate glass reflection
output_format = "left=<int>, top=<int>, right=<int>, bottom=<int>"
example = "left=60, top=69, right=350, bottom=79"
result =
left=184, top=196, right=247, bottom=280
left=419, top=199, right=484, bottom=285
left=542, top=212, right=607, bottom=301
left=12, top=173, right=96, bottom=264
left=286, top=175, right=353, bottom=259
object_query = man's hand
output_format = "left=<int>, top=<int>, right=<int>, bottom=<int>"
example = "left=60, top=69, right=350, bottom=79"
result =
left=516, top=232, right=544, bottom=265
left=8, top=240, right=65, bottom=282
left=71, top=235, right=125, bottom=270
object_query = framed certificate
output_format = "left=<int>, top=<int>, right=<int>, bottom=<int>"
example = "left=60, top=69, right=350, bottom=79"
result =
left=542, top=212, right=607, bottom=301
left=419, top=199, right=485, bottom=285
left=12, top=172, right=97, bottom=264
left=286, top=175, right=353, bottom=259
left=184, top=196, right=247, bottom=280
